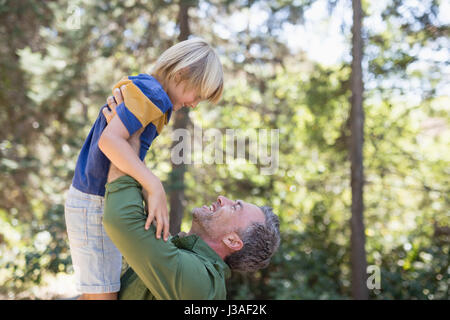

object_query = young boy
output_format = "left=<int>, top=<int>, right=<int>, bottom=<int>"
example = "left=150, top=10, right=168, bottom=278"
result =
left=64, top=38, right=224, bottom=300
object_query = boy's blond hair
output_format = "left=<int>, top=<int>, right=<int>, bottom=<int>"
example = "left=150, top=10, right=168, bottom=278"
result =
left=151, top=37, right=223, bottom=104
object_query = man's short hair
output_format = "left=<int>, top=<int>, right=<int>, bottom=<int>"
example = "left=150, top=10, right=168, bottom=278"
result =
left=224, top=206, right=280, bottom=272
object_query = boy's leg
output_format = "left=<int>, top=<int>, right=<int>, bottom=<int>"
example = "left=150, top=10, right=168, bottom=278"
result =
left=78, top=292, right=117, bottom=300
left=78, top=129, right=142, bottom=301
left=80, top=129, right=142, bottom=300
left=65, top=188, right=121, bottom=301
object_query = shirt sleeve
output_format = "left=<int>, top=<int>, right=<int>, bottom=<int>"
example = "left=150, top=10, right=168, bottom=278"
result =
left=112, top=77, right=165, bottom=136
left=103, top=176, right=212, bottom=300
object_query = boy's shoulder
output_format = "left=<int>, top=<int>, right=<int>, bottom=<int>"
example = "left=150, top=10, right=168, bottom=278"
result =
left=127, top=73, right=161, bottom=93
left=127, top=73, right=153, bottom=83
left=125, top=73, right=172, bottom=112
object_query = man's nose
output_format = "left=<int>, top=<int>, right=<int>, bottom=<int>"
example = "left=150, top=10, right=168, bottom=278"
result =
left=217, top=195, right=232, bottom=206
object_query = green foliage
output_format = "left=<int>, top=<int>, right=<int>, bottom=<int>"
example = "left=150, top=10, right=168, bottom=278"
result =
left=0, top=0, right=448, bottom=299
left=0, top=205, right=71, bottom=297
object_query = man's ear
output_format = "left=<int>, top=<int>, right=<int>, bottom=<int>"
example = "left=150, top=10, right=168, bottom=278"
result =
left=222, top=232, right=243, bottom=252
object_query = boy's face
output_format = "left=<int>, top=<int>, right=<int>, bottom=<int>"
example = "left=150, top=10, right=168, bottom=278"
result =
left=167, top=78, right=202, bottom=111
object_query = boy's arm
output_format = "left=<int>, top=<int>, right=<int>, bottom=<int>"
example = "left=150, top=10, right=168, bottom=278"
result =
left=99, top=88, right=169, bottom=241
left=99, top=116, right=153, bottom=186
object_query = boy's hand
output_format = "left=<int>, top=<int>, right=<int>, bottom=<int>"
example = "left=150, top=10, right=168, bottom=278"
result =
left=145, top=177, right=170, bottom=242
left=103, top=86, right=125, bottom=123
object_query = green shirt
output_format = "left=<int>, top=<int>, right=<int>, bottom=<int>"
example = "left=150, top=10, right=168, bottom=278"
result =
left=103, top=175, right=231, bottom=300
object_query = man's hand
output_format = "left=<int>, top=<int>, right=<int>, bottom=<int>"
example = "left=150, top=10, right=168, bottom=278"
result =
left=104, top=86, right=170, bottom=242
left=103, top=86, right=125, bottom=123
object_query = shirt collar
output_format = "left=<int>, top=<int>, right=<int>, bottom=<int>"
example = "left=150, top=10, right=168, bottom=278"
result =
left=171, top=233, right=231, bottom=279
left=147, top=74, right=173, bottom=124
left=165, top=107, right=172, bottom=124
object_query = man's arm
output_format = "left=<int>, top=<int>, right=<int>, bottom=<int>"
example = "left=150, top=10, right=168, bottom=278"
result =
left=103, top=132, right=212, bottom=300
left=103, top=177, right=180, bottom=299
left=102, top=129, right=179, bottom=299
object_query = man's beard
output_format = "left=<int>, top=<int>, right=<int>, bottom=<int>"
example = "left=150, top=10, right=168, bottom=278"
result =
left=191, top=212, right=208, bottom=228
left=191, top=208, right=215, bottom=234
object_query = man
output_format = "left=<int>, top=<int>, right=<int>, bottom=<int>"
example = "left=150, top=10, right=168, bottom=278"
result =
left=102, top=100, right=280, bottom=300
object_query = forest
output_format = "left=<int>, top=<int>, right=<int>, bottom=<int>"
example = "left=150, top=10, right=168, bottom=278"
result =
left=0, top=0, right=448, bottom=299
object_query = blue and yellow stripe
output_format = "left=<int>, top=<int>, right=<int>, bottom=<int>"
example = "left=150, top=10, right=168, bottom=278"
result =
left=112, top=74, right=172, bottom=136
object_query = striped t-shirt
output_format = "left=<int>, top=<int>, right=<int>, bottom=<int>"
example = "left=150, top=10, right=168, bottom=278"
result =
left=72, top=74, right=173, bottom=196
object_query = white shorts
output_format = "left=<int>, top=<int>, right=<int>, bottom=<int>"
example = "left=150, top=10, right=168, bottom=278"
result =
left=64, top=185, right=122, bottom=293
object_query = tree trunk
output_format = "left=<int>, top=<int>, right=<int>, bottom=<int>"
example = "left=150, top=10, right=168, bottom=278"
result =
left=168, top=1, right=191, bottom=235
left=350, top=0, right=369, bottom=300
left=168, top=108, right=189, bottom=235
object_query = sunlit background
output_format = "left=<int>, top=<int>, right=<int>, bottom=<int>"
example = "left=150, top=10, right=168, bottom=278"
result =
left=0, top=0, right=448, bottom=299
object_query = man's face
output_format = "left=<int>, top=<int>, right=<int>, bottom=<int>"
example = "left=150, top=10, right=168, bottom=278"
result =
left=190, top=196, right=265, bottom=240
